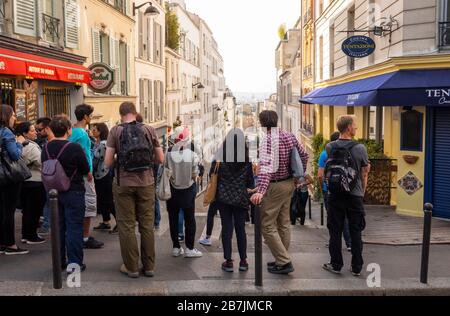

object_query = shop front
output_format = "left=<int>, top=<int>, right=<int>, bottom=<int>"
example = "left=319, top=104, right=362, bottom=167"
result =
left=0, top=39, right=90, bottom=123
left=301, top=60, right=450, bottom=218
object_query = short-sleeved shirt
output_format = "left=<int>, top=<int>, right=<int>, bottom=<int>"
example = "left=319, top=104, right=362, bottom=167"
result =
left=107, top=123, right=160, bottom=187
left=318, top=150, right=328, bottom=192
left=69, top=127, right=93, bottom=172
left=325, top=139, right=370, bottom=197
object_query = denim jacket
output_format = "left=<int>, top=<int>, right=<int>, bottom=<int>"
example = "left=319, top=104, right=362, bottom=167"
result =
left=0, top=127, right=22, bottom=161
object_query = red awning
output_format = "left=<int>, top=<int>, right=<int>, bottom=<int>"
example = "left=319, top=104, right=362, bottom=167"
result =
left=0, top=47, right=90, bottom=84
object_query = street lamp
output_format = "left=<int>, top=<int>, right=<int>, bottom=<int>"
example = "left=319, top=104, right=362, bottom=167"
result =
left=192, top=82, right=205, bottom=89
left=133, top=2, right=160, bottom=16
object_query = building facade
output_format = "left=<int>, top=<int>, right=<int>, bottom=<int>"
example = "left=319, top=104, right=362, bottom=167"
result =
left=307, top=0, right=450, bottom=218
left=165, top=46, right=182, bottom=130
left=76, top=0, right=136, bottom=126
left=0, top=0, right=90, bottom=123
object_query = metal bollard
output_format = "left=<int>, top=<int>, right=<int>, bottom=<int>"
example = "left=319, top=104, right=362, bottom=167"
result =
left=49, top=190, right=62, bottom=289
left=420, top=203, right=433, bottom=284
left=320, top=203, right=324, bottom=226
left=254, top=205, right=263, bottom=287
left=308, top=195, right=312, bottom=220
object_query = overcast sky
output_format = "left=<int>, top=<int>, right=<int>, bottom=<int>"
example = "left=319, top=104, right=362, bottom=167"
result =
left=185, top=0, right=301, bottom=94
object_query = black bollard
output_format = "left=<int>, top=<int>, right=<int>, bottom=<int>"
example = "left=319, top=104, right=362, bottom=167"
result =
left=321, top=203, right=324, bottom=226
left=49, top=190, right=62, bottom=289
left=308, top=195, right=312, bottom=220
left=254, top=205, right=263, bottom=287
left=420, top=203, right=433, bottom=284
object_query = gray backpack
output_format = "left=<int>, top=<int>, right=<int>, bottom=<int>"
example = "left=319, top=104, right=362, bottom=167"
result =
left=42, top=142, right=75, bottom=192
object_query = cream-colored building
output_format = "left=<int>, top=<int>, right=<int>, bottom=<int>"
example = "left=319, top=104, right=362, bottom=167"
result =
left=76, top=0, right=136, bottom=126
left=165, top=46, right=182, bottom=129
left=134, top=0, right=167, bottom=139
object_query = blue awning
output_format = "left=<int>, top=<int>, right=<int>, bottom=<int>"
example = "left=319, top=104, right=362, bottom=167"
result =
left=300, top=69, right=450, bottom=107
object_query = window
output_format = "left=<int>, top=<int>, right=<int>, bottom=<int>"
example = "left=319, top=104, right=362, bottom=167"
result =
left=329, top=24, right=335, bottom=77
left=319, top=36, right=324, bottom=81
left=401, top=110, right=423, bottom=151
left=119, top=41, right=127, bottom=95
left=439, top=0, right=450, bottom=47
left=154, top=22, right=162, bottom=64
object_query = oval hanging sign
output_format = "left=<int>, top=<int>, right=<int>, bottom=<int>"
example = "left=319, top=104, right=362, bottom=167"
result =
left=88, top=63, right=115, bottom=93
left=342, top=36, right=376, bottom=58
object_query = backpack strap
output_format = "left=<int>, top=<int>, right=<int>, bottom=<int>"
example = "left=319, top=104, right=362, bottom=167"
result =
left=56, top=142, right=72, bottom=160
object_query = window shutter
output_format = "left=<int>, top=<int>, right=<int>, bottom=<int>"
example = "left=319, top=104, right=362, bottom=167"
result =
left=125, top=0, right=131, bottom=16
left=146, top=16, right=151, bottom=61
left=148, top=80, right=153, bottom=122
left=139, top=79, right=145, bottom=117
left=64, top=0, right=79, bottom=49
left=92, top=28, right=101, bottom=63
left=138, top=11, right=144, bottom=58
left=109, top=36, right=117, bottom=94
left=115, top=39, right=121, bottom=95
left=126, top=44, right=130, bottom=96
left=160, top=81, right=164, bottom=119
left=14, top=0, right=37, bottom=36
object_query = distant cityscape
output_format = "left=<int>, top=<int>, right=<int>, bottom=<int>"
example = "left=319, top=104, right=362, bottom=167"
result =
left=234, top=92, right=273, bottom=104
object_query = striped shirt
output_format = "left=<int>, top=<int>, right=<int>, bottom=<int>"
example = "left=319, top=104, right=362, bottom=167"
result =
left=257, top=128, right=309, bottom=196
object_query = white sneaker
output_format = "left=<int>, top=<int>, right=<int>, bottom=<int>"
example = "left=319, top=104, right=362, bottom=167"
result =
left=172, top=247, right=185, bottom=257
left=185, top=248, right=203, bottom=258
left=199, top=237, right=212, bottom=246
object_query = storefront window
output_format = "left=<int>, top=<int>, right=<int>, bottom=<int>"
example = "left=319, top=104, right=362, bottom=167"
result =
left=401, top=110, right=423, bottom=151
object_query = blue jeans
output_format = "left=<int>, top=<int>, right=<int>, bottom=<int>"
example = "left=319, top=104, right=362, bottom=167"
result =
left=178, top=209, right=184, bottom=236
left=59, top=190, right=85, bottom=266
left=155, top=198, right=161, bottom=227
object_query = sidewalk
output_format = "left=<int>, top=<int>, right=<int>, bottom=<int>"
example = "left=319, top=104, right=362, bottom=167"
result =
left=1, top=198, right=450, bottom=296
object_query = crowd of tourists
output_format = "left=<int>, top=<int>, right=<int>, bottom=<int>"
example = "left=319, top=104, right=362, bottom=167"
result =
left=0, top=101, right=369, bottom=277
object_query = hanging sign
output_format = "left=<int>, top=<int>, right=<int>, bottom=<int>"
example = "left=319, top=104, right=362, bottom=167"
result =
left=342, top=36, right=376, bottom=58
left=88, top=63, right=115, bottom=93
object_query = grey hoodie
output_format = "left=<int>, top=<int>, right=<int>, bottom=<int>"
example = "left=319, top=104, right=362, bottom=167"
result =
left=166, top=140, right=199, bottom=190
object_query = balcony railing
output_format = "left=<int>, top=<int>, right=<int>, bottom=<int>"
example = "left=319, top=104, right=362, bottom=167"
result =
left=42, top=13, right=60, bottom=43
left=439, top=22, right=450, bottom=47
left=303, top=64, right=312, bottom=79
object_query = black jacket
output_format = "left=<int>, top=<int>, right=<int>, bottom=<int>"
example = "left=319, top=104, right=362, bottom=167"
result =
left=211, top=161, right=255, bottom=209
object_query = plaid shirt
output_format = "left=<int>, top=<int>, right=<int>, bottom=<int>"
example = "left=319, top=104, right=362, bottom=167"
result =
left=257, top=128, right=309, bottom=196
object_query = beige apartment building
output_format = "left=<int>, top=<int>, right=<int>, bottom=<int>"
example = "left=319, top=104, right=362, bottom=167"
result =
left=165, top=46, right=182, bottom=129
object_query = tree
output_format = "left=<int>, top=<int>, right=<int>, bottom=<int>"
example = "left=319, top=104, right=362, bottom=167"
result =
left=166, top=3, right=180, bottom=51
left=278, top=24, right=287, bottom=41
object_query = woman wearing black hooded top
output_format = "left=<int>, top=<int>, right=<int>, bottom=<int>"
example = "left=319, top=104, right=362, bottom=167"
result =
left=211, top=128, right=254, bottom=273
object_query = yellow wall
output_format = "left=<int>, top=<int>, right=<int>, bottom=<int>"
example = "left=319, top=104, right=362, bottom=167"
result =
left=383, top=107, right=401, bottom=206
left=394, top=106, right=427, bottom=217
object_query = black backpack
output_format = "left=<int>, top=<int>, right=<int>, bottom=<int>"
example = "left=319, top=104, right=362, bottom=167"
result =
left=118, top=122, right=154, bottom=173
left=325, top=141, right=359, bottom=194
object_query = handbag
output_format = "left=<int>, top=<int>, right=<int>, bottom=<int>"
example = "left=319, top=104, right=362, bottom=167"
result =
left=0, top=129, right=32, bottom=186
left=157, top=149, right=172, bottom=201
left=203, top=162, right=220, bottom=207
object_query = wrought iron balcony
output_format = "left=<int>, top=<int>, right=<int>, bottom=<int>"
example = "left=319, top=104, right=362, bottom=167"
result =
left=439, top=22, right=450, bottom=47
left=42, top=13, right=60, bottom=43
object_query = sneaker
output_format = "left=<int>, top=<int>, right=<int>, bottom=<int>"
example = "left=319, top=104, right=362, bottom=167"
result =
left=172, top=247, right=185, bottom=257
left=37, top=227, right=50, bottom=236
left=142, top=269, right=154, bottom=278
left=21, top=239, right=27, bottom=243
left=350, top=267, right=361, bottom=277
left=268, top=262, right=295, bottom=274
left=26, top=237, right=46, bottom=245
left=5, top=247, right=29, bottom=255
left=239, top=260, right=249, bottom=272
left=267, top=261, right=276, bottom=268
left=199, top=237, right=212, bottom=246
left=0, top=246, right=5, bottom=254
left=154, top=225, right=160, bottom=231
left=83, top=237, right=104, bottom=249
left=94, top=223, right=111, bottom=231
left=66, top=263, right=87, bottom=274
left=109, top=225, right=119, bottom=235
left=221, top=260, right=234, bottom=272
left=185, top=248, right=203, bottom=258
left=347, top=246, right=352, bottom=252
left=120, top=264, right=139, bottom=278
left=322, top=263, right=341, bottom=275
left=178, top=235, right=185, bottom=243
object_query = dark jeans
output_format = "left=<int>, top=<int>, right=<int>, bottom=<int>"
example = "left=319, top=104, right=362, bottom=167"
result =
left=0, top=183, right=21, bottom=246
left=155, top=197, right=161, bottom=227
left=217, top=202, right=247, bottom=261
left=324, top=192, right=352, bottom=247
left=206, top=201, right=219, bottom=237
left=327, top=194, right=366, bottom=273
left=297, top=190, right=308, bottom=224
left=94, top=174, right=115, bottom=222
left=59, top=190, right=85, bottom=266
left=21, top=182, right=46, bottom=240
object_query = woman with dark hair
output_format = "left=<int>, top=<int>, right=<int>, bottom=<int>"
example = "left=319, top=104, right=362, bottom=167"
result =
left=91, top=123, right=116, bottom=233
left=0, top=104, right=28, bottom=255
left=15, top=121, right=46, bottom=245
left=212, top=128, right=254, bottom=272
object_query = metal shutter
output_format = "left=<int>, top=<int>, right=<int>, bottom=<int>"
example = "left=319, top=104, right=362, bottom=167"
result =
left=432, top=107, right=450, bottom=219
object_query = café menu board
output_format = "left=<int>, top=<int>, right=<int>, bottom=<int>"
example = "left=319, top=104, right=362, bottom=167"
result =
left=15, top=90, right=26, bottom=123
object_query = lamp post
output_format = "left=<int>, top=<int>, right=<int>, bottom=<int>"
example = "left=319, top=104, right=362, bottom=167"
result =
left=133, top=2, right=160, bottom=16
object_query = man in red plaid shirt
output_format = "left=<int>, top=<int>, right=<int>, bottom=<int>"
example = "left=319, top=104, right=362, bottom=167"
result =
left=251, top=110, right=308, bottom=274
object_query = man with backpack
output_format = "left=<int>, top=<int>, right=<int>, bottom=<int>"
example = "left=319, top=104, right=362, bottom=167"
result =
left=105, top=102, right=164, bottom=278
left=322, top=115, right=370, bottom=277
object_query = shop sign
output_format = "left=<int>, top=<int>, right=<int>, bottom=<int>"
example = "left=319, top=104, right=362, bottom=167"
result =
left=342, top=36, right=376, bottom=58
left=426, top=89, right=450, bottom=105
left=88, top=63, right=115, bottom=93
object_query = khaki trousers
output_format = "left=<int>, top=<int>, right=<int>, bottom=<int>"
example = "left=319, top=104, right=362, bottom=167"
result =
left=113, top=184, right=155, bottom=273
left=260, top=179, right=295, bottom=265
